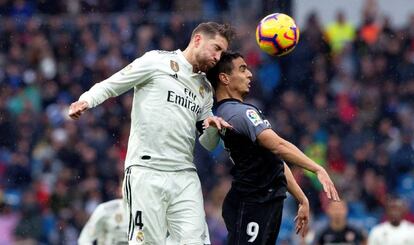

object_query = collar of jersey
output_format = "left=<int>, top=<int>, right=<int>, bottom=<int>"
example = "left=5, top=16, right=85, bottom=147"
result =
left=176, top=49, right=206, bottom=76
left=176, top=49, right=195, bottom=72
left=215, top=98, right=242, bottom=109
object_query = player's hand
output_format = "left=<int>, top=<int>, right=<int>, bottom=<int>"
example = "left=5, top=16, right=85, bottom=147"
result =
left=294, top=201, right=309, bottom=237
left=68, top=101, right=89, bottom=120
left=203, top=116, right=232, bottom=130
left=316, top=168, right=340, bottom=201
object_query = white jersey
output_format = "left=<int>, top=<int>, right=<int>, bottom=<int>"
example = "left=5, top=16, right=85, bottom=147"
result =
left=368, top=220, right=414, bottom=245
left=78, top=199, right=128, bottom=245
left=79, top=50, right=214, bottom=171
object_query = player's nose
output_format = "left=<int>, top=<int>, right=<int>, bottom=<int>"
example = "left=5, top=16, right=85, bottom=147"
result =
left=247, top=69, right=253, bottom=79
left=214, top=52, right=221, bottom=63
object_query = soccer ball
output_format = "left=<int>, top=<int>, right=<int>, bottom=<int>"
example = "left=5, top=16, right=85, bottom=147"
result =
left=256, top=13, right=300, bottom=56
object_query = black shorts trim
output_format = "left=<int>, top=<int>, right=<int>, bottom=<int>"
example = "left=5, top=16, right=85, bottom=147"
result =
left=125, top=167, right=134, bottom=241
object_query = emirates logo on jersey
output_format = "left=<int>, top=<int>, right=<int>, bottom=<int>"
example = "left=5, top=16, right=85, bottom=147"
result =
left=170, top=60, right=179, bottom=72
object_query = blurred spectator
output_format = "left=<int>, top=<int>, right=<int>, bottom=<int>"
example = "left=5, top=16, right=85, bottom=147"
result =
left=315, top=201, right=367, bottom=245
left=368, top=197, right=414, bottom=245
left=0, top=196, right=20, bottom=244
left=13, top=190, right=43, bottom=243
left=390, top=129, right=414, bottom=177
left=0, top=3, right=413, bottom=245
left=325, top=10, right=356, bottom=54
left=10, top=0, right=34, bottom=19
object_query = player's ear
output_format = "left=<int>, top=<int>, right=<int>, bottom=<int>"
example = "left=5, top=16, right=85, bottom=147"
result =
left=193, top=34, right=202, bottom=48
left=219, top=73, right=230, bottom=85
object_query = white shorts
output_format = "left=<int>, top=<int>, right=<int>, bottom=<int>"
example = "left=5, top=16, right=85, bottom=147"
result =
left=123, top=166, right=209, bottom=245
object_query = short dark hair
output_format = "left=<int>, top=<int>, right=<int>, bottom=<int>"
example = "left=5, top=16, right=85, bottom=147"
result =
left=191, top=22, right=236, bottom=45
left=206, top=51, right=243, bottom=90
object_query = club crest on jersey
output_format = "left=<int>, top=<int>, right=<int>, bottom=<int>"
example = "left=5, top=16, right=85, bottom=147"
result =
left=199, top=85, right=205, bottom=98
left=246, top=109, right=263, bottom=126
left=170, top=60, right=179, bottom=72
left=136, top=230, right=144, bottom=242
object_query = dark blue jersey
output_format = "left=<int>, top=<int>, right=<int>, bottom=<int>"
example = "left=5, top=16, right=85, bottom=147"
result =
left=215, top=98, right=287, bottom=202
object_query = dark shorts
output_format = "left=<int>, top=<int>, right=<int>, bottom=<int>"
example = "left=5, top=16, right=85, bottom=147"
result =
left=222, top=189, right=284, bottom=245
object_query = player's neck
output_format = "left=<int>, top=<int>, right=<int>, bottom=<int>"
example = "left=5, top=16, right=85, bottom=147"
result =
left=390, top=220, right=402, bottom=227
left=182, top=47, right=200, bottom=73
left=330, top=220, right=346, bottom=231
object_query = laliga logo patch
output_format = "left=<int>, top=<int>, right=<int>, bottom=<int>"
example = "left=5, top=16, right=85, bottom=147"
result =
left=170, top=60, right=179, bottom=72
left=246, top=109, right=263, bottom=126
left=136, top=230, right=145, bottom=242
left=199, top=85, right=205, bottom=98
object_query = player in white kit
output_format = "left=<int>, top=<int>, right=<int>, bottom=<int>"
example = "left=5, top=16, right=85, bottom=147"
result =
left=68, top=22, right=235, bottom=244
left=78, top=199, right=129, bottom=245
left=77, top=199, right=209, bottom=245
left=368, top=197, right=414, bottom=245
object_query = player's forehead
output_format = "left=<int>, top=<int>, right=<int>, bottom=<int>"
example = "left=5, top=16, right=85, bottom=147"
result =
left=388, top=199, right=404, bottom=209
left=231, top=57, right=247, bottom=70
left=205, top=34, right=228, bottom=50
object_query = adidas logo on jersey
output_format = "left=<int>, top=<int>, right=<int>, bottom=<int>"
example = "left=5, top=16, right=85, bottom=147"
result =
left=169, top=73, right=178, bottom=80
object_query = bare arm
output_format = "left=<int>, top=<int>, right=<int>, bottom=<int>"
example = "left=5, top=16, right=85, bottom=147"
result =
left=257, top=129, right=340, bottom=201
left=284, top=162, right=309, bottom=237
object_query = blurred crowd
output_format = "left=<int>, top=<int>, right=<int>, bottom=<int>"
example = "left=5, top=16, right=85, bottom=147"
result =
left=0, top=0, right=414, bottom=244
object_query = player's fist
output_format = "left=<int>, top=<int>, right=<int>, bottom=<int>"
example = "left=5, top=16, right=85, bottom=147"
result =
left=68, top=101, right=89, bottom=120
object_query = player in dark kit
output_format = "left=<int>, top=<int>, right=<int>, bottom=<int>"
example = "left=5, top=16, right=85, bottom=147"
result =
left=316, top=201, right=367, bottom=245
left=207, top=52, right=340, bottom=244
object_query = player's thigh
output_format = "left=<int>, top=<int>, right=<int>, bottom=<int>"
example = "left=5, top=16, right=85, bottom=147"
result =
left=166, top=170, right=206, bottom=244
left=222, top=190, right=240, bottom=242
left=226, top=198, right=284, bottom=245
left=124, top=167, right=168, bottom=245
left=166, top=221, right=210, bottom=245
